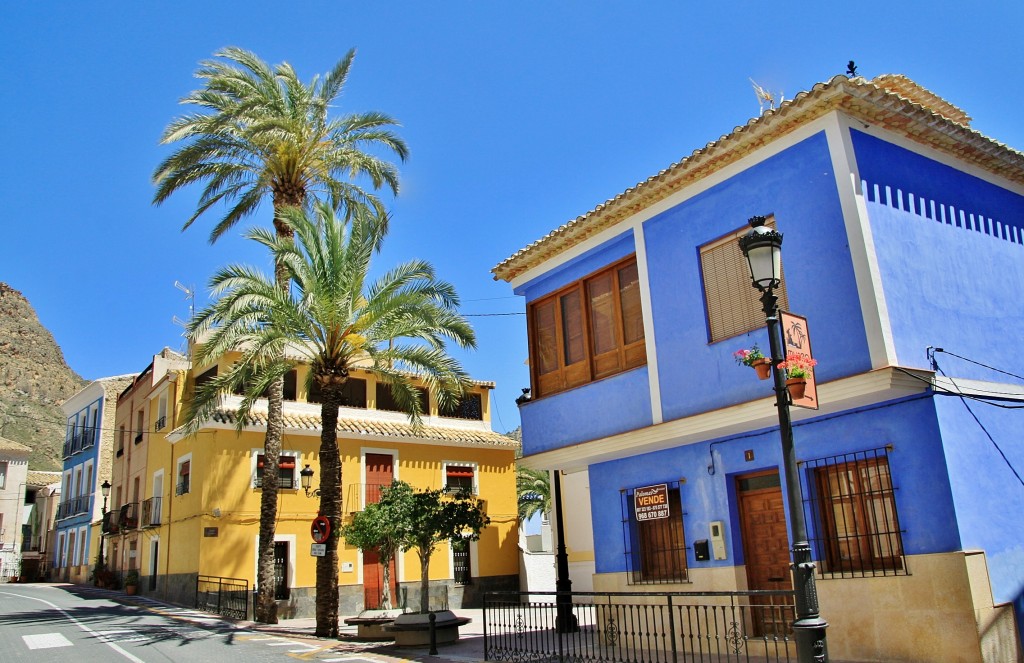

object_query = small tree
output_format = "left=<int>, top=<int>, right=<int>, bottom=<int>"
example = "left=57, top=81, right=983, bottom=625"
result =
left=341, top=481, right=413, bottom=610
left=348, top=480, right=488, bottom=613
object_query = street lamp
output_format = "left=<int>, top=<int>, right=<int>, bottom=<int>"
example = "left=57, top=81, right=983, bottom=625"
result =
left=99, top=480, right=111, bottom=569
left=299, top=465, right=320, bottom=498
left=101, top=480, right=111, bottom=513
left=738, top=216, right=829, bottom=663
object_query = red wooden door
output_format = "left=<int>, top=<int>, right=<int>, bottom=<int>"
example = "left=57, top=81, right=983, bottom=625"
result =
left=363, top=453, right=396, bottom=609
left=737, top=471, right=793, bottom=637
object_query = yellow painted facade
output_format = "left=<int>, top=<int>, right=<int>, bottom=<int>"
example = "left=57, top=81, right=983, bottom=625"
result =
left=107, top=348, right=519, bottom=618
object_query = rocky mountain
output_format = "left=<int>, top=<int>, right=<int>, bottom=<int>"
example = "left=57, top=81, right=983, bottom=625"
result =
left=0, top=283, right=86, bottom=470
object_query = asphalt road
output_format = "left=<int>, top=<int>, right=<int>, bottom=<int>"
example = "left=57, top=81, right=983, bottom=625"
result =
left=0, top=584, right=332, bottom=663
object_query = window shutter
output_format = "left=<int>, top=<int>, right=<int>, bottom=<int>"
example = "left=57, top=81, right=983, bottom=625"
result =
left=700, top=218, right=789, bottom=343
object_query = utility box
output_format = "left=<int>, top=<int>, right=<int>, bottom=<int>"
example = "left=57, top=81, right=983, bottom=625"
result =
left=710, top=520, right=727, bottom=560
left=694, top=539, right=710, bottom=561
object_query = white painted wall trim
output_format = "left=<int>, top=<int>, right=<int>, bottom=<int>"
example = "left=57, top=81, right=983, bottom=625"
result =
left=825, top=113, right=897, bottom=368
left=632, top=220, right=663, bottom=425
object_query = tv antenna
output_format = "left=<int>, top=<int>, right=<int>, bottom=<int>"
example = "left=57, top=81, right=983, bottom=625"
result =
left=174, top=281, right=195, bottom=320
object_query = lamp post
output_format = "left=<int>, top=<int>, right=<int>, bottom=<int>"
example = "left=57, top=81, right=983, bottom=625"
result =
left=738, top=216, right=828, bottom=663
left=99, top=480, right=111, bottom=568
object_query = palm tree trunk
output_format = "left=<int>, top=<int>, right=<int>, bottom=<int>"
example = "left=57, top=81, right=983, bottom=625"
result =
left=315, top=385, right=343, bottom=637
left=254, top=201, right=300, bottom=624
left=254, top=377, right=283, bottom=623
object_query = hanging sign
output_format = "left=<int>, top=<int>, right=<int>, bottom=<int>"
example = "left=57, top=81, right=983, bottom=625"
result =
left=780, top=311, right=818, bottom=410
left=311, top=515, right=331, bottom=543
left=310, top=543, right=326, bottom=557
left=634, top=484, right=670, bottom=521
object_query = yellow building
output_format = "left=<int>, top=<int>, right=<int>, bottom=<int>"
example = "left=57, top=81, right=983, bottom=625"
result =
left=106, top=346, right=520, bottom=619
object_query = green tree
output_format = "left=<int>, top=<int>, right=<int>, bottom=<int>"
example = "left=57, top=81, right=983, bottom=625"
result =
left=393, top=483, right=490, bottom=614
left=340, top=481, right=414, bottom=610
left=517, top=466, right=551, bottom=522
left=154, top=47, right=408, bottom=624
left=188, top=201, right=475, bottom=636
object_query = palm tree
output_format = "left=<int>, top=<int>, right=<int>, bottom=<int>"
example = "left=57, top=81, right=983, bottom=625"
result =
left=188, top=201, right=475, bottom=637
left=154, top=47, right=408, bottom=624
left=517, top=466, right=551, bottom=522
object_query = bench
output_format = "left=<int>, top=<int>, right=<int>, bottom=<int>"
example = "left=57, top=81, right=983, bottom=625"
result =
left=344, top=609, right=406, bottom=640
left=385, top=610, right=471, bottom=647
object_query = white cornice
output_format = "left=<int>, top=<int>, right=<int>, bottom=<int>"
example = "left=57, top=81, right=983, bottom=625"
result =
left=518, top=367, right=934, bottom=472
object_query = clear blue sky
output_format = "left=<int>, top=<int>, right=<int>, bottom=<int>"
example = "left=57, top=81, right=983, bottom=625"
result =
left=3, top=2, right=1021, bottom=434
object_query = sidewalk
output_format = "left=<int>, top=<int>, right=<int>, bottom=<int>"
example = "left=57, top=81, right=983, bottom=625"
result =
left=60, top=583, right=487, bottom=662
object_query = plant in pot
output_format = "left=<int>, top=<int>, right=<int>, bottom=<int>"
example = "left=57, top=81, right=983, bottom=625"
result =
left=734, top=344, right=771, bottom=380
left=90, top=557, right=114, bottom=590
left=124, top=569, right=140, bottom=595
left=777, top=354, right=818, bottom=399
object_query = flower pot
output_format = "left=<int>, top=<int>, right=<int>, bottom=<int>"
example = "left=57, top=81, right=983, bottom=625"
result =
left=125, top=584, right=138, bottom=596
left=752, top=358, right=771, bottom=380
left=786, top=377, right=807, bottom=400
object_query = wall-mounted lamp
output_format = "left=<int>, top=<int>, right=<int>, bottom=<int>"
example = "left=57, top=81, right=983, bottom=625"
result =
left=300, top=464, right=320, bottom=498
left=515, top=388, right=532, bottom=406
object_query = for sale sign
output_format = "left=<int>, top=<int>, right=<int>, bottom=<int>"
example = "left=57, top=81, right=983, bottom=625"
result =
left=634, top=484, right=670, bottom=521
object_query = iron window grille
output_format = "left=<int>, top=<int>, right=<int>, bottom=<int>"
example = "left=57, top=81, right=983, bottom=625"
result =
left=802, top=445, right=908, bottom=578
left=620, top=480, right=689, bottom=585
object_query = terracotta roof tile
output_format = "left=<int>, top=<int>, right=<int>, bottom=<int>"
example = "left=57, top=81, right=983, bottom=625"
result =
left=27, top=470, right=61, bottom=486
left=197, top=408, right=518, bottom=449
left=493, top=74, right=1024, bottom=282
left=0, top=436, right=31, bottom=454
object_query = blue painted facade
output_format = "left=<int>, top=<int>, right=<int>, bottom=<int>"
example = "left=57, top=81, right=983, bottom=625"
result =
left=507, top=85, right=1024, bottom=658
left=56, top=389, right=104, bottom=574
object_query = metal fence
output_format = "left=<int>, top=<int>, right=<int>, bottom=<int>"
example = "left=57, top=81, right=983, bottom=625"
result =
left=196, top=575, right=249, bottom=620
left=483, top=590, right=796, bottom=663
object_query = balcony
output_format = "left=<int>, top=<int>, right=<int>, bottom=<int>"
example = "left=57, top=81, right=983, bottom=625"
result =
left=56, top=495, right=92, bottom=520
left=175, top=480, right=190, bottom=496
left=134, top=432, right=144, bottom=444
left=119, top=502, right=139, bottom=530
left=101, top=510, right=119, bottom=534
left=141, top=497, right=162, bottom=527
left=155, top=416, right=166, bottom=431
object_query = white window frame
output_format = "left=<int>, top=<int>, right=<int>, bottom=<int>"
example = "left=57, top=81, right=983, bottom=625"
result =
left=252, top=533, right=296, bottom=595
left=441, top=460, right=479, bottom=495
left=0, top=461, right=7, bottom=490
left=250, top=448, right=299, bottom=490
left=176, top=453, right=193, bottom=496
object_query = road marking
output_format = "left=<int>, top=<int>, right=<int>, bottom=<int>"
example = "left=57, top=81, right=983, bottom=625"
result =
left=22, top=633, right=74, bottom=650
left=1, top=591, right=145, bottom=663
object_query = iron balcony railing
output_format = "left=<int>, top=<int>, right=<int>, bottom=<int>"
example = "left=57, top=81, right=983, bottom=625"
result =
left=101, top=510, right=120, bottom=534
left=155, top=416, right=166, bottom=431
left=56, top=495, right=92, bottom=520
left=141, top=497, right=162, bottom=527
left=483, top=590, right=797, bottom=663
left=119, top=502, right=139, bottom=530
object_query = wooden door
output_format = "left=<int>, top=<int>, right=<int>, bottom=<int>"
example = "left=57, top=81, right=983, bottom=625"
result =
left=737, top=471, right=793, bottom=637
left=363, top=453, right=396, bottom=609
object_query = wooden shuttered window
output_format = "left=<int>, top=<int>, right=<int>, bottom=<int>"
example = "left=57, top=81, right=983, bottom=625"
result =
left=700, top=216, right=789, bottom=343
left=529, top=255, right=647, bottom=398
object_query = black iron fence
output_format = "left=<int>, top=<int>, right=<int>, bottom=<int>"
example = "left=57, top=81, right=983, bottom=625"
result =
left=196, top=575, right=249, bottom=620
left=483, top=590, right=796, bottom=663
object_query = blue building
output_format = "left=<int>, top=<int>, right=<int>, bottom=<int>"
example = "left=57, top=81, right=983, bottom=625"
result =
left=55, top=375, right=134, bottom=583
left=495, top=74, right=1024, bottom=662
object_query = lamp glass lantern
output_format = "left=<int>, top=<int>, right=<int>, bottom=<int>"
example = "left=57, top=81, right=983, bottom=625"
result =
left=738, top=216, right=783, bottom=291
left=300, top=464, right=315, bottom=496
